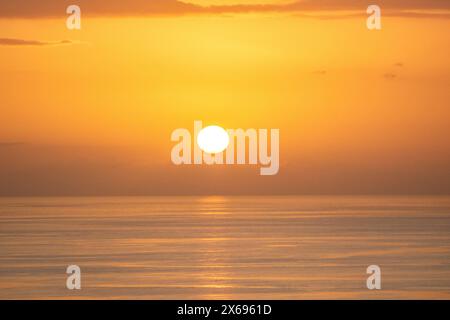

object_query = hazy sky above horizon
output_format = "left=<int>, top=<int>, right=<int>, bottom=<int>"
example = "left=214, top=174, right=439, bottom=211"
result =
left=0, top=1, right=449, bottom=195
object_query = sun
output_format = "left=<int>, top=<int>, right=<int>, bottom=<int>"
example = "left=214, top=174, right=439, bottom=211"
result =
left=197, top=125, right=230, bottom=154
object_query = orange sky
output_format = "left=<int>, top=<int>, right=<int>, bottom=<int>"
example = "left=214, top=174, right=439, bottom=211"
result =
left=0, top=1, right=449, bottom=195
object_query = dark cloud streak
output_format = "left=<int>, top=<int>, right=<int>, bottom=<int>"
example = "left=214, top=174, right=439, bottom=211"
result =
left=0, top=38, right=73, bottom=46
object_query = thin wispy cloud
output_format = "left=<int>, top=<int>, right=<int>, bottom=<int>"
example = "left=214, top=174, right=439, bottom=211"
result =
left=0, top=0, right=448, bottom=18
left=0, top=38, right=74, bottom=46
left=312, top=70, right=327, bottom=75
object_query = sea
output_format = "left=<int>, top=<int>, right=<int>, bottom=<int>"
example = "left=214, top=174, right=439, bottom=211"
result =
left=0, top=196, right=449, bottom=299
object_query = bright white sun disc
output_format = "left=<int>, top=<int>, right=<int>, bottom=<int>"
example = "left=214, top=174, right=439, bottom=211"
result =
left=197, top=126, right=229, bottom=154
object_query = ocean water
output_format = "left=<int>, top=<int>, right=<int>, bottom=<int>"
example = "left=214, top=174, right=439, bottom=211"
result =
left=0, top=196, right=449, bottom=299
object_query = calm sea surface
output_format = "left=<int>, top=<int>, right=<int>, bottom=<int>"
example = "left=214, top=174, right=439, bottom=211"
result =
left=0, top=196, right=449, bottom=299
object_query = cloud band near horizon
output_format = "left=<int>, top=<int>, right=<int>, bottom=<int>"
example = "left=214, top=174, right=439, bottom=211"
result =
left=0, top=0, right=449, bottom=18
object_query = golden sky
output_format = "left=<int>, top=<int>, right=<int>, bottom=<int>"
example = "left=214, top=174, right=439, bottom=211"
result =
left=0, top=1, right=449, bottom=195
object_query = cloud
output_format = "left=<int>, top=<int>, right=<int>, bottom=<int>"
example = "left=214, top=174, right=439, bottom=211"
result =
left=1, top=143, right=449, bottom=195
left=0, top=0, right=448, bottom=18
left=383, top=73, right=397, bottom=79
left=379, top=10, right=450, bottom=19
left=312, top=70, right=327, bottom=75
left=294, top=10, right=450, bottom=20
left=0, top=38, right=74, bottom=46
left=0, top=0, right=200, bottom=18
left=281, top=0, right=450, bottom=11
